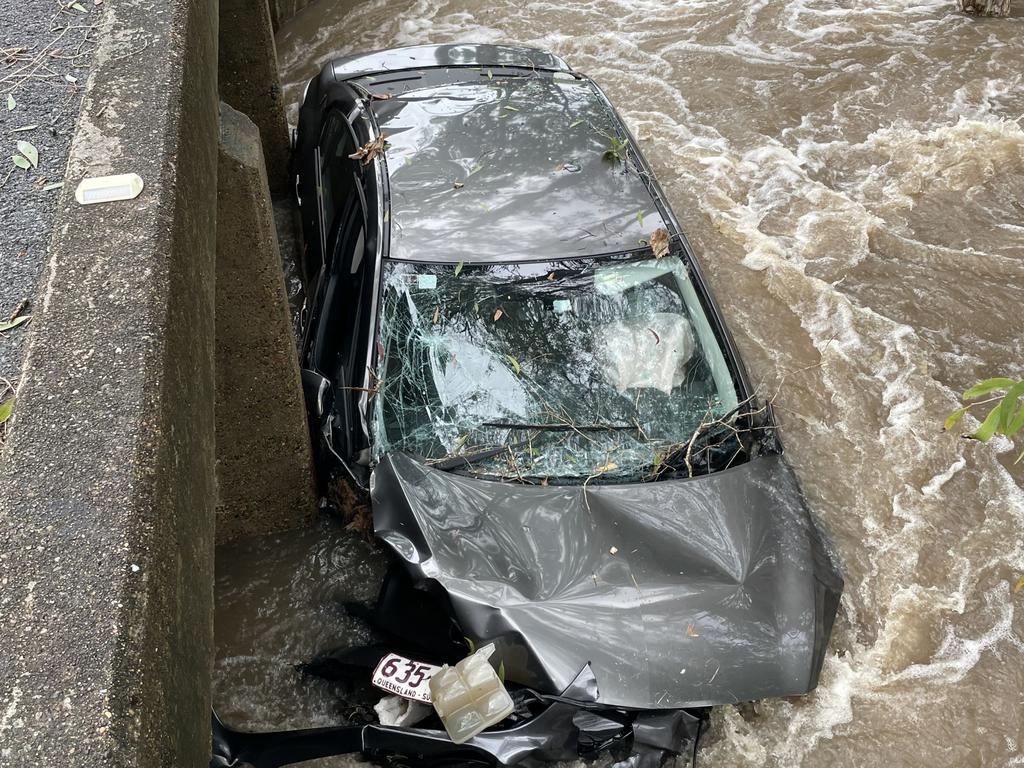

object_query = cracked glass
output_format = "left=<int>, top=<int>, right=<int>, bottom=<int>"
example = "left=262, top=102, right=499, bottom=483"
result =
left=372, top=255, right=738, bottom=482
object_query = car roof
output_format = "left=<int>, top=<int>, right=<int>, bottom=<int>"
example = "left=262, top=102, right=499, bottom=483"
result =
left=354, top=68, right=667, bottom=263
left=330, top=43, right=572, bottom=79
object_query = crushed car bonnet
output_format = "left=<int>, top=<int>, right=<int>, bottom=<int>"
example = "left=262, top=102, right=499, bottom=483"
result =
left=372, top=451, right=842, bottom=710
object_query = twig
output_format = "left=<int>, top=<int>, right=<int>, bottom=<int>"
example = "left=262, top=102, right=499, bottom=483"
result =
left=7, top=299, right=29, bottom=323
left=111, top=39, right=150, bottom=62
left=0, top=28, right=72, bottom=88
left=506, top=446, right=524, bottom=483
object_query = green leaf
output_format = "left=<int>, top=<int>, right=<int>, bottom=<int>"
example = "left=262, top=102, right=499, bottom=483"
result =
left=16, top=140, right=38, bottom=168
left=0, top=396, right=14, bottom=426
left=497, top=660, right=505, bottom=682
left=969, top=405, right=1001, bottom=442
left=636, top=210, right=644, bottom=227
left=464, top=636, right=477, bottom=653
left=454, top=260, right=465, bottom=277
left=1004, top=402, right=1024, bottom=439
left=943, top=408, right=967, bottom=431
left=12, top=155, right=30, bottom=170
left=486, top=69, right=493, bottom=80
left=454, top=434, right=468, bottom=451
left=963, top=377, right=1016, bottom=400
left=41, top=181, right=64, bottom=192
left=568, top=119, right=583, bottom=128
left=503, top=105, right=519, bottom=112
left=505, top=354, right=521, bottom=376
left=12, top=125, right=38, bottom=133
left=996, top=380, right=1024, bottom=432
left=0, top=315, right=30, bottom=332
left=6, top=94, right=14, bottom=111
left=70, top=1, right=87, bottom=11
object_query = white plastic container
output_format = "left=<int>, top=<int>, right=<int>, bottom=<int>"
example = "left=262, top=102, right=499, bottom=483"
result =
left=428, top=644, right=514, bottom=744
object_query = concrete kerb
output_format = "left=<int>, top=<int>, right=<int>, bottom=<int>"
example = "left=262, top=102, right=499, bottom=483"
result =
left=0, top=0, right=219, bottom=764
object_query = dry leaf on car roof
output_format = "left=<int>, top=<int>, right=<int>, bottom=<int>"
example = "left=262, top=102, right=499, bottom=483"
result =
left=649, top=227, right=670, bottom=259
left=349, top=134, right=389, bottom=166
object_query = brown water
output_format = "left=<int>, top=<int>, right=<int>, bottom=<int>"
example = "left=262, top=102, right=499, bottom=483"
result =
left=215, top=3, right=1024, bottom=766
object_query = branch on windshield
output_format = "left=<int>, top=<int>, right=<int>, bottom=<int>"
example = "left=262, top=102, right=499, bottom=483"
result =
left=649, top=395, right=772, bottom=479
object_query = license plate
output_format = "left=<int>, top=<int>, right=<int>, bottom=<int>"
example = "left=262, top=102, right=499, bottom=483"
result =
left=372, top=652, right=442, bottom=703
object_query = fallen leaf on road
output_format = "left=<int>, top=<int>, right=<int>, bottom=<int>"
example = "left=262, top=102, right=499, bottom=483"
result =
left=0, top=316, right=30, bottom=332
left=0, top=396, right=15, bottom=426
left=16, top=140, right=38, bottom=168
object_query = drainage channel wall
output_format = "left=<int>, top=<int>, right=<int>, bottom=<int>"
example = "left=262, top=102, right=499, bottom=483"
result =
left=0, top=0, right=314, bottom=764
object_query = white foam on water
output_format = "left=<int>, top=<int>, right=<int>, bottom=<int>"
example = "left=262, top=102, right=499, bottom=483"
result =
left=670, top=76, right=1024, bottom=764
left=921, top=458, right=966, bottom=496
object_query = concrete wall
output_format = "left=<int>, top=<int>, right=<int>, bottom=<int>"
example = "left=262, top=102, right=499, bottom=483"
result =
left=0, top=0, right=331, bottom=760
left=0, top=0, right=219, bottom=764
left=268, top=0, right=320, bottom=31
left=216, top=102, right=317, bottom=543
left=219, top=0, right=292, bottom=191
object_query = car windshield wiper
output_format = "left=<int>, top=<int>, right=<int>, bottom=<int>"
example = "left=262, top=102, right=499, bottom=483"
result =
left=482, top=421, right=635, bottom=432
left=428, top=441, right=529, bottom=472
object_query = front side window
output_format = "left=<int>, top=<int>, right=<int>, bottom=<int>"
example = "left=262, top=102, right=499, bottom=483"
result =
left=373, top=256, right=739, bottom=482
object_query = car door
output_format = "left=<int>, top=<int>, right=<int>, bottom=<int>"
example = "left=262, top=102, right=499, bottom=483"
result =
left=304, top=105, right=376, bottom=471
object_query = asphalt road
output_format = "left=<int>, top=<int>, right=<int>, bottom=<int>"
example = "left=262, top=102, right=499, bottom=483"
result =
left=0, top=0, right=100, bottom=395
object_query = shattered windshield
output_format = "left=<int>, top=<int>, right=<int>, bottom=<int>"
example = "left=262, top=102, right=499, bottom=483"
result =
left=373, top=256, right=739, bottom=481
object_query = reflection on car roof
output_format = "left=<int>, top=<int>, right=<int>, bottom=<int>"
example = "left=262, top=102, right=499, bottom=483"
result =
left=368, top=74, right=666, bottom=263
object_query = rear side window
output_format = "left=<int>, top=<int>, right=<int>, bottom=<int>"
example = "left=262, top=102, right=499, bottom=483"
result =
left=319, top=112, right=359, bottom=245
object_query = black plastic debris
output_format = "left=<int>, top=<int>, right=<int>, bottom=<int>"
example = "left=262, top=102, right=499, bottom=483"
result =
left=212, top=666, right=704, bottom=768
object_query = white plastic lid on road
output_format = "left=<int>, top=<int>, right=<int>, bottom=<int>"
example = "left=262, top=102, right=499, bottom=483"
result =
left=75, top=173, right=144, bottom=205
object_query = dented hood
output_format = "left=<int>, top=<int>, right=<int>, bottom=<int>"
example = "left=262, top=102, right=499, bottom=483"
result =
left=372, top=453, right=842, bottom=710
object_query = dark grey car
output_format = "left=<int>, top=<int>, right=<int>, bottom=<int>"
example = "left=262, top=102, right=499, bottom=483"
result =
left=212, top=43, right=843, bottom=768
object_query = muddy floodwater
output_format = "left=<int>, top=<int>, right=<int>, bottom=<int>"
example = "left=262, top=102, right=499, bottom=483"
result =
left=214, top=2, right=1024, bottom=766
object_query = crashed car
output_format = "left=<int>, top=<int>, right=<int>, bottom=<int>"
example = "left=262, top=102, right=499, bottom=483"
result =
left=212, top=44, right=843, bottom=768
